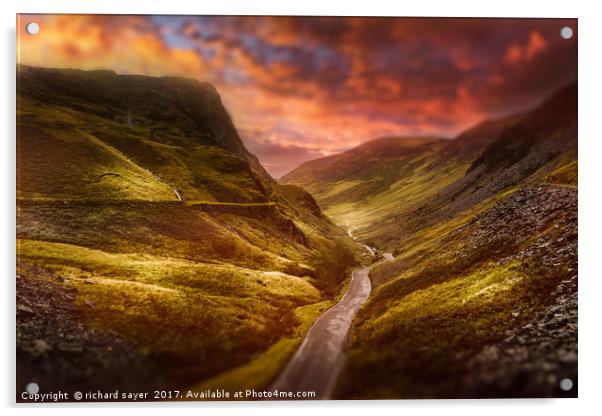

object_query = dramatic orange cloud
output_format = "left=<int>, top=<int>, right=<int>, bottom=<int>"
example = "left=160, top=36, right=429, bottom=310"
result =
left=18, top=15, right=205, bottom=78
left=17, top=15, right=577, bottom=177
left=504, top=30, right=548, bottom=65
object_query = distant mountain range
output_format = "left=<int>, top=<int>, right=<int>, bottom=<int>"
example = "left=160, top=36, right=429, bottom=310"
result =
left=282, top=82, right=577, bottom=251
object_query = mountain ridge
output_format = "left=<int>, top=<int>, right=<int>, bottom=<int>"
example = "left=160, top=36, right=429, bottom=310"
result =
left=282, top=81, right=577, bottom=250
left=280, top=81, right=578, bottom=398
left=16, top=65, right=360, bottom=395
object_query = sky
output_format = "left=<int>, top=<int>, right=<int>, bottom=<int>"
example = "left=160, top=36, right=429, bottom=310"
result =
left=18, top=15, right=577, bottom=177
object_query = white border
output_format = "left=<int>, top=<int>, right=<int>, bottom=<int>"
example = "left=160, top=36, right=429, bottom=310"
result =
left=3, top=1, right=601, bottom=415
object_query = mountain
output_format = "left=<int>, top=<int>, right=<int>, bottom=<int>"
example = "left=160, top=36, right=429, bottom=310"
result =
left=16, top=66, right=359, bottom=394
left=284, top=83, right=578, bottom=398
left=18, top=65, right=288, bottom=203
left=283, top=136, right=445, bottom=206
left=282, top=83, right=577, bottom=251
left=15, top=65, right=578, bottom=399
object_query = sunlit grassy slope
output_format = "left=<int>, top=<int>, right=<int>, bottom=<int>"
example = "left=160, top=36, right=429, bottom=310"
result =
left=284, top=83, right=578, bottom=398
left=17, top=69, right=266, bottom=203
left=282, top=137, right=475, bottom=249
left=18, top=239, right=322, bottom=383
left=16, top=65, right=359, bottom=391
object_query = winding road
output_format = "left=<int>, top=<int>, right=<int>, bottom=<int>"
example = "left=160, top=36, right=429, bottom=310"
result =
left=270, top=229, right=393, bottom=399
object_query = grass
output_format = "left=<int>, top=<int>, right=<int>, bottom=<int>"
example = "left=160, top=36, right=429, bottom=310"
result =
left=387, top=186, right=517, bottom=260
left=187, top=201, right=276, bottom=207
left=17, top=238, right=324, bottom=385
left=16, top=197, right=357, bottom=388
left=544, top=160, right=578, bottom=186
left=16, top=66, right=361, bottom=392
left=321, top=180, right=366, bottom=199
left=318, top=154, right=470, bottom=250
left=339, top=261, right=535, bottom=398
left=189, top=300, right=332, bottom=393
left=17, top=200, right=288, bottom=269
left=336, top=182, right=577, bottom=398
left=17, top=122, right=177, bottom=202
left=17, top=239, right=319, bottom=299
left=18, top=67, right=269, bottom=204
left=368, top=261, right=524, bottom=336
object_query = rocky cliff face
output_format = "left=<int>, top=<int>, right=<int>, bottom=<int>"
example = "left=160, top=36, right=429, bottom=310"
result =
left=19, top=66, right=248, bottom=154
left=469, top=83, right=577, bottom=175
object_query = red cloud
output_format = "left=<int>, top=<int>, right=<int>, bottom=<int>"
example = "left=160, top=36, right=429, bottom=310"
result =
left=17, top=15, right=576, bottom=176
left=505, top=30, right=548, bottom=65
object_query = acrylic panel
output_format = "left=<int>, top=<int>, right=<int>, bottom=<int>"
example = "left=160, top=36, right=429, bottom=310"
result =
left=16, top=14, right=577, bottom=402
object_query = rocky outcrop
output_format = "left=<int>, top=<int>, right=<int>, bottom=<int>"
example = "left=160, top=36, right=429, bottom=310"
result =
left=463, top=273, right=577, bottom=397
left=16, top=263, right=159, bottom=397
left=451, top=184, right=577, bottom=397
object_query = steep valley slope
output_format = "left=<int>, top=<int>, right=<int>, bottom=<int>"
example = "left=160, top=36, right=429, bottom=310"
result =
left=282, top=83, right=577, bottom=398
left=16, top=65, right=360, bottom=396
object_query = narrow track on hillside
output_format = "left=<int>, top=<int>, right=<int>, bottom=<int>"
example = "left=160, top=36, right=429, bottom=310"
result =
left=269, top=231, right=393, bottom=399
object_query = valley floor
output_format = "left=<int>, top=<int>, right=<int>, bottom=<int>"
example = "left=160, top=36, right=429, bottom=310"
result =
left=270, top=250, right=393, bottom=399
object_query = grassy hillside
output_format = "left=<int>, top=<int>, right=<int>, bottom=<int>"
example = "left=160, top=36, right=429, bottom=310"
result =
left=16, top=66, right=359, bottom=395
left=282, top=85, right=576, bottom=253
left=284, top=83, right=577, bottom=398
left=17, top=65, right=273, bottom=203
left=338, top=184, right=577, bottom=398
left=282, top=135, right=493, bottom=250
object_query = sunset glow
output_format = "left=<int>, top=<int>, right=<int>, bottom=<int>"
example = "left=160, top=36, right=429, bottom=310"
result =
left=17, top=15, right=577, bottom=176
